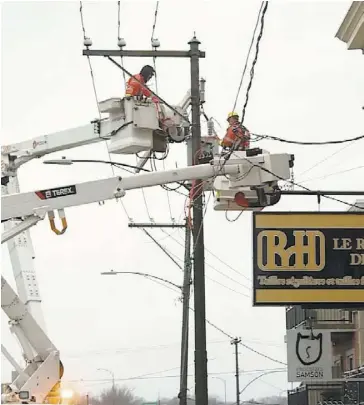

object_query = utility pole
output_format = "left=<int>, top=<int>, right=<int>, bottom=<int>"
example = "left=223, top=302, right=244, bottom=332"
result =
left=84, top=36, right=207, bottom=405
left=128, top=220, right=193, bottom=405
left=231, top=338, right=241, bottom=405
left=179, top=222, right=192, bottom=405
left=188, top=36, right=209, bottom=405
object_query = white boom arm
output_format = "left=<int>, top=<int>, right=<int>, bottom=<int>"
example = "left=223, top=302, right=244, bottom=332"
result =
left=2, top=151, right=294, bottom=232
left=1, top=276, right=60, bottom=403
left=0, top=93, right=193, bottom=402
left=2, top=162, right=240, bottom=224
left=1, top=84, right=293, bottom=404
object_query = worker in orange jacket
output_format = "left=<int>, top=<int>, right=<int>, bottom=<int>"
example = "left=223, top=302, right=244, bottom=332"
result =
left=220, top=112, right=250, bottom=151
left=125, top=65, right=157, bottom=100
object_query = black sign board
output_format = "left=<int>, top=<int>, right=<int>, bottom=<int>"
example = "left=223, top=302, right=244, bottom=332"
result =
left=252, top=212, right=364, bottom=307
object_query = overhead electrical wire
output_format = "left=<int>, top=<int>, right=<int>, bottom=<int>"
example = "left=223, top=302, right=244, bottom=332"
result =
left=102, top=238, right=286, bottom=368
left=190, top=307, right=287, bottom=366
left=162, top=160, right=174, bottom=221
left=232, top=2, right=265, bottom=112
left=147, top=2, right=175, bottom=222
left=219, top=2, right=269, bottom=171
left=151, top=233, right=249, bottom=298
left=79, top=2, right=101, bottom=122
left=239, top=155, right=364, bottom=210
left=66, top=367, right=285, bottom=384
left=64, top=336, right=282, bottom=359
left=79, top=1, right=132, bottom=221
left=252, top=132, right=364, bottom=145
left=297, top=141, right=356, bottom=178
left=151, top=1, right=160, bottom=95
left=299, top=165, right=364, bottom=184
left=117, top=1, right=127, bottom=87
left=175, top=230, right=252, bottom=282
left=240, top=1, right=269, bottom=125
left=162, top=229, right=251, bottom=292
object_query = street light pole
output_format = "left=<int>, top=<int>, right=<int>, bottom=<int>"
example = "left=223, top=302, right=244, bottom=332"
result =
left=100, top=270, right=182, bottom=291
left=97, top=368, right=115, bottom=405
left=212, top=376, right=227, bottom=404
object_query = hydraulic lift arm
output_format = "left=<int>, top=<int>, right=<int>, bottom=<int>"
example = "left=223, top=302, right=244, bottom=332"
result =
left=2, top=161, right=241, bottom=226
left=0, top=91, right=198, bottom=404
left=1, top=276, right=60, bottom=404
left=2, top=151, right=294, bottom=236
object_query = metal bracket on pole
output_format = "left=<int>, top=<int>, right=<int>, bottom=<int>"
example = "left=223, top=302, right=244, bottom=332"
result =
left=83, top=49, right=206, bottom=58
left=1, top=215, right=44, bottom=244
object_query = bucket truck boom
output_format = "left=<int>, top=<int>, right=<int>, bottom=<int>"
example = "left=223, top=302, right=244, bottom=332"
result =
left=0, top=94, right=193, bottom=403
left=1, top=91, right=294, bottom=404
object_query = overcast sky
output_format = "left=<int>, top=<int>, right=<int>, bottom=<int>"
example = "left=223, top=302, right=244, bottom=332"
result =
left=1, top=0, right=363, bottom=402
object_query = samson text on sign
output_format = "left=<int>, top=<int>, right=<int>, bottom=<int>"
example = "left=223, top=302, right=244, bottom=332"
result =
left=252, top=212, right=364, bottom=306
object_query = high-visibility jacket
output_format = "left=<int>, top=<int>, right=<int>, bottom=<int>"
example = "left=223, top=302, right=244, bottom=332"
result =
left=221, top=123, right=250, bottom=150
left=125, top=73, right=152, bottom=98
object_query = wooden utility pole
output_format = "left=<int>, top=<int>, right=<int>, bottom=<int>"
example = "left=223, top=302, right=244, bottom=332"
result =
left=188, top=36, right=209, bottom=405
left=231, top=337, right=241, bottom=405
left=84, top=38, right=208, bottom=405
left=179, top=222, right=192, bottom=405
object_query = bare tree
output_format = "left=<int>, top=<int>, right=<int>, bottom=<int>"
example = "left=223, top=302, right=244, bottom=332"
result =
left=91, top=386, right=144, bottom=405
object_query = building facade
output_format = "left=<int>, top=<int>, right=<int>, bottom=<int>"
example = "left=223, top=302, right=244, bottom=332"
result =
left=287, top=201, right=364, bottom=405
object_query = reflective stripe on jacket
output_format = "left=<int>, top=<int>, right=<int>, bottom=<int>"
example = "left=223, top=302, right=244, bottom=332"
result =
left=221, top=124, right=250, bottom=150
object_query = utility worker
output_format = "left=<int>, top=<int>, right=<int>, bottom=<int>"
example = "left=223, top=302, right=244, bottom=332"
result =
left=125, top=65, right=156, bottom=99
left=220, top=112, right=250, bottom=151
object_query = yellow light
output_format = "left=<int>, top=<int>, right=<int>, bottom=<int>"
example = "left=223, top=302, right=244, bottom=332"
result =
left=61, top=389, right=74, bottom=399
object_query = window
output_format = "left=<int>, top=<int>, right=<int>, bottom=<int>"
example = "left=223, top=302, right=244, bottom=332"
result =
left=348, top=354, right=354, bottom=371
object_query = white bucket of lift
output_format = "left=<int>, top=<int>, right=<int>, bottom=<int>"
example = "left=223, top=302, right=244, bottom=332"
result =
left=100, top=97, right=164, bottom=155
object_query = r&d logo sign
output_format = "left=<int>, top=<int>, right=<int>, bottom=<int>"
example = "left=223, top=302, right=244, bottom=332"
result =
left=257, top=230, right=326, bottom=271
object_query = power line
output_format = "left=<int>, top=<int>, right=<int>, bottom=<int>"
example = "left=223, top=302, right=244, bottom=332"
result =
left=79, top=1, right=132, bottom=221
left=124, top=240, right=283, bottom=365
left=238, top=155, right=364, bottom=210
left=300, top=165, right=364, bottom=184
left=150, top=1, right=160, bottom=93
left=253, top=132, right=364, bottom=145
left=297, top=141, right=356, bottom=178
left=163, top=229, right=251, bottom=287
left=63, top=339, right=227, bottom=358
left=100, top=253, right=285, bottom=368
left=233, top=2, right=264, bottom=112
left=177, top=230, right=252, bottom=283
left=162, top=160, right=174, bottom=221
left=190, top=308, right=287, bottom=367
left=161, top=231, right=251, bottom=293
left=158, top=236, right=250, bottom=298
left=239, top=341, right=287, bottom=366
left=241, top=1, right=269, bottom=125
left=66, top=367, right=286, bottom=384
left=117, top=1, right=127, bottom=86
left=63, top=337, right=282, bottom=359
left=79, top=2, right=101, bottom=121
left=151, top=1, right=159, bottom=42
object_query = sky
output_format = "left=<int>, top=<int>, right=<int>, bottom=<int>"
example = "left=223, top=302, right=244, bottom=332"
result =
left=1, top=0, right=363, bottom=402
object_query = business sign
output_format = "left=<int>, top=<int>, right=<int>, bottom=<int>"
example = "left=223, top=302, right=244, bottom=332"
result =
left=253, top=212, right=364, bottom=306
left=287, top=329, right=332, bottom=382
